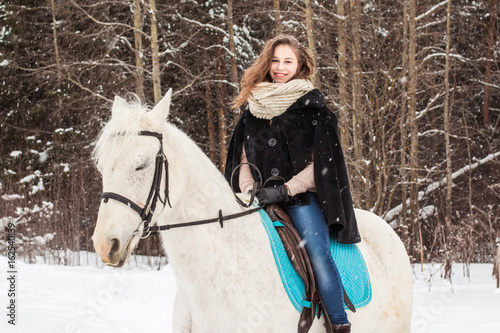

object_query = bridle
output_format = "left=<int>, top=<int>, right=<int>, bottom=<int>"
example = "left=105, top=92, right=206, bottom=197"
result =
left=100, top=131, right=171, bottom=238
left=99, top=130, right=261, bottom=239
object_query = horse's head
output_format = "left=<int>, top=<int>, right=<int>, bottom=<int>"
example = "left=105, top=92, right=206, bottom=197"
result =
left=92, top=89, right=172, bottom=267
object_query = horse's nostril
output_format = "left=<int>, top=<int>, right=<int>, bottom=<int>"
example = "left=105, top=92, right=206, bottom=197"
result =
left=109, top=238, right=120, bottom=258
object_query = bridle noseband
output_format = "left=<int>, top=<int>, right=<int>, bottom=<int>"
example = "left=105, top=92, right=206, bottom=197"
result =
left=100, top=131, right=171, bottom=238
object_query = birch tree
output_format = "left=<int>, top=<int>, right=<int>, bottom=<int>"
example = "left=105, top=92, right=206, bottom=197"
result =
left=443, top=0, right=453, bottom=228
left=205, top=77, right=217, bottom=163
left=50, top=0, right=61, bottom=83
left=305, top=0, right=318, bottom=87
left=227, top=0, right=238, bottom=92
left=216, top=36, right=228, bottom=170
left=132, top=0, right=145, bottom=100
left=438, top=0, right=454, bottom=276
left=349, top=0, right=364, bottom=205
left=274, top=0, right=282, bottom=33
left=399, top=0, right=410, bottom=244
left=337, top=0, right=350, bottom=151
left=483, top=0, right=498, bottom=130
left=408, top=0, right=419, bottom=247
left=149, top=0, right=161, bottom=104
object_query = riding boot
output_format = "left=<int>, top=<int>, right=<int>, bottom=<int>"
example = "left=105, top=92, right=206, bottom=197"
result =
left=332, top=323, right=351, bottom=333
left=318, top=294, right=351, bottom=333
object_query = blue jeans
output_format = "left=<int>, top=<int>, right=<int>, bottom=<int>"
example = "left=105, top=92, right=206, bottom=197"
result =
left=284, top=192, right=349, bottom=325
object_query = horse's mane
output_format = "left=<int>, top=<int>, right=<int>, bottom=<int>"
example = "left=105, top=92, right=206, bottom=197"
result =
left=92, top=94, right=153, bottom=166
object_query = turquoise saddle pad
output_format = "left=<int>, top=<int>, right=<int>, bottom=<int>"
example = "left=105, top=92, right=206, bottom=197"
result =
left=258, top=209, right=372, bottom=312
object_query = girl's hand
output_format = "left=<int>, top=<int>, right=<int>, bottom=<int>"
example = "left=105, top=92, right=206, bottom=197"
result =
left=256, top=185, right=289, bottom=205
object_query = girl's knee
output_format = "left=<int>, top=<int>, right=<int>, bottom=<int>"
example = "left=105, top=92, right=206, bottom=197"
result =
left=309, top=249, right=334, bottom=268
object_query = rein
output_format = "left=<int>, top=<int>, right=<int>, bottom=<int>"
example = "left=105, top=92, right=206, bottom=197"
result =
left=146, top=206, right=262, bottom=236
left=100, top=130, right=261, bottom=238
left=147, top=161, right=265, bottom=236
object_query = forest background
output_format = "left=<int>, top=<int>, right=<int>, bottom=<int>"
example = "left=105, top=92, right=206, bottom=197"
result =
left=0, top=0, right=499, bottom=273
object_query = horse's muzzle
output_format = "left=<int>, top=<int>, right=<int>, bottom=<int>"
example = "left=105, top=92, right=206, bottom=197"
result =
left=93, top=234, right=135, bottom=267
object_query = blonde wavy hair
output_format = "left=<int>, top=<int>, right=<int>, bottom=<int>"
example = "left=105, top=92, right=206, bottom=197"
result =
left=232, top=35, right=316, bottom=110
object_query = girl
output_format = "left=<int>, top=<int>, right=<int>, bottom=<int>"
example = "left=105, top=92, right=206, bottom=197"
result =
left=225, top=35, right=360, bottom=333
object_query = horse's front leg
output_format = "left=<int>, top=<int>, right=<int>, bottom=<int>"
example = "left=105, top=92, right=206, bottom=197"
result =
left=172, top=290, right=192, bottom=333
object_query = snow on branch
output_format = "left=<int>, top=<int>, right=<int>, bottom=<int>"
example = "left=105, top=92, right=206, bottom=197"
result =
left=469, top=80, right=500, bottom=90
left=421, top=52, right=470, bottom=65
left=416, top=92, right=444, bottom=121
left=205, top=44, right=235, bottom=58
left=385, top=151, right=500, bottom=227
left=418, top=129, right=462, bottom=140
left=175, top=13, right=228, bottom=38
left=417, top=18, right=446, bottom=30
left=416, top=1, right=448, bottom=22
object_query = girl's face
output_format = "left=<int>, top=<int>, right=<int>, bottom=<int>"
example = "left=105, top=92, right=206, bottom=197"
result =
left=269, top=44, right=299, bottom=83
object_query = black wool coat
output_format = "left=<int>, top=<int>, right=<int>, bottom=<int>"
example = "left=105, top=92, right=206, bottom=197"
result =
left=224, top=89, right=361, bottom=244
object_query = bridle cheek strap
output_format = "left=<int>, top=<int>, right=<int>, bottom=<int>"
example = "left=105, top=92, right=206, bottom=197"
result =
left=100, top=131, right=171, bottom=237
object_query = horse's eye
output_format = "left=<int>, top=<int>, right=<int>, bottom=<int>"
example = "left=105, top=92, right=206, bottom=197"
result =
left=135, top=162, right=149, bottom=171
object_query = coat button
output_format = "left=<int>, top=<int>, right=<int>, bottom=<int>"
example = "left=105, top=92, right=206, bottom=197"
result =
left=271, top=168, right=279, bottom=176
left=268, top=138, right=277, bottom=147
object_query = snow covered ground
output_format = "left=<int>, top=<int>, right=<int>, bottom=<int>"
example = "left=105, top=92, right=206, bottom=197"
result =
left=411, top=263, right=500, bottom=333
left=1, top=254, right=499, bottom=333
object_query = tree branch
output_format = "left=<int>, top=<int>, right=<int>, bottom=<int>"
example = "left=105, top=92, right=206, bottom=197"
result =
left=64, top=75, right=113, bottom=102
left=71, top=1, right=150, bottom=40
left=385, top=151, right=500, bottom=226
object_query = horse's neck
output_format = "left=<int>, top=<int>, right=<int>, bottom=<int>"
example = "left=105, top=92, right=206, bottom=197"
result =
left=164, top=124, right=244, bottom=221
left=160, top=125, right=263, bottom=270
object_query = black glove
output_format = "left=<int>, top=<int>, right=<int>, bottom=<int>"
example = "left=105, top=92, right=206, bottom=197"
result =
left=256, top=185, right=289, bottom=205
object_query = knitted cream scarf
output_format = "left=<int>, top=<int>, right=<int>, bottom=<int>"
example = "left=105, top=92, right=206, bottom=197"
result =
left=248, top=79, right=314, bottom=120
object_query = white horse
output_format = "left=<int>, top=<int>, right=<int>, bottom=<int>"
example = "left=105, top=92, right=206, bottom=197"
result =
left=92, top=90, right=413, bottom=333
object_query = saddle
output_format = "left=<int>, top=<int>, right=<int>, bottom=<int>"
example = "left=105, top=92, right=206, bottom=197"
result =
left=265, top=204, right=355, bottom=333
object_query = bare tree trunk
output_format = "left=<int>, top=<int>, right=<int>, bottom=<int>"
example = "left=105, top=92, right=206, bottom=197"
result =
left=50, top=0, right=61, bottom=83
left=444, top=0, right=453, bottom=229
left=305, top=0, right=318, bottom=87
left=496, top=243, right=500, bottom=288
left=350, top=0, right=363, bottom=205
left=216, top=39, right=228, bottom=170
left=337, top=0, right=350, bottom=151
left=217, top=106, right=227, bottom=171
left=442, top=0, right=454, bottom=275
left=377, top=113, right=386, bottom=216
left=483, top=0, right=497, bottom=130
left=133, top=0, right=145, bottom=100
left=408, top=0, right=419, bottom=251
left=273, top=0, right=282, bottom=33
left=149, top=0, right=161, bottom=104
left=400, top=0, right=410, bottom=248
left=461, top=100, right=474, bottom=225
left=227, top=0, right=238, bottom=93
left=205, top=77, right=217, bottom=164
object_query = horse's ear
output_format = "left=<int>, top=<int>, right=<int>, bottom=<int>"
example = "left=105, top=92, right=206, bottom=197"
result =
left=151, top=88, right=172, bottom=120
left=151, top=88, right=172, bottom=121
left=112, top=96, right=128, bottom=117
